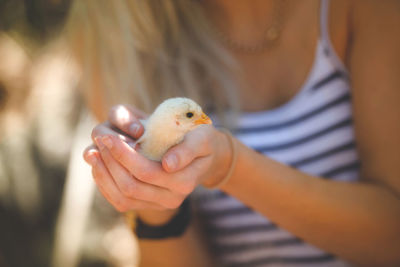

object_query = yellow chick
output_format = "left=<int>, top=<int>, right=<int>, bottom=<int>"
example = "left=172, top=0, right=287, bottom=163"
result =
left=136, top=97, right=212, bottom=161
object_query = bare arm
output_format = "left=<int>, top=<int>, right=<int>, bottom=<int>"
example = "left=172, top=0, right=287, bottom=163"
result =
left=84, top=1, right=400, bottom=266
left=218, top=1, right=400, bottom=264
left=222, top=143, right=400, bottom=265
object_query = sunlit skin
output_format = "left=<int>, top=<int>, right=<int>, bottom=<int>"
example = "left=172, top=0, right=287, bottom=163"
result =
left=84, top=0, right=400, bottom=266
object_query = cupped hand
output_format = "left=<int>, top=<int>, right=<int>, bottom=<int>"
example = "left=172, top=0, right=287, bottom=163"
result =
left=83, top=104, right=231, bottom=215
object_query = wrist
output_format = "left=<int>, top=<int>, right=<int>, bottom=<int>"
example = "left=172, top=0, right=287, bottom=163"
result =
left=134, top=198, right=192, bottom=239
left=202, top=129, right=237, bottom=189
left=136, top=209, right=179, bottom=226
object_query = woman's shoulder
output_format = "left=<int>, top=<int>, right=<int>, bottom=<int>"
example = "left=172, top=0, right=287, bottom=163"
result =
left=338, top=0, right=400, bottom=192
left=328, top=0, right=400, bottom=69
left=329, top=0, right=400, bottom=66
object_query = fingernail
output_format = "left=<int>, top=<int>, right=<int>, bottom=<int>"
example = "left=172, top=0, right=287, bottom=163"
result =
left=165, top=154, right=178, bottom=170
left=129, top=123, right=140, bottom=136
left=86, top=154, right=97, bottom=166
left=102, top=136, right=113, bottom=149
left=95, top=137, right=105, bottom=150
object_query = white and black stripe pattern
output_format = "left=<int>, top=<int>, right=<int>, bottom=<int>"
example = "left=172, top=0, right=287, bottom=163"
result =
left=194, top=10, right=358, bottom=265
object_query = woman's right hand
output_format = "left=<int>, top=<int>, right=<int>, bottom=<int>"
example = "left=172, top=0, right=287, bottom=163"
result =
left=83, top=105, right=179, bottom=224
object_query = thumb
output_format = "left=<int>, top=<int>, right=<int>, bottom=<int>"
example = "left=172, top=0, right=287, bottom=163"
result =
left=162, top=127, right=211, bottom=173
left=108, top=104, right=147, bottom=139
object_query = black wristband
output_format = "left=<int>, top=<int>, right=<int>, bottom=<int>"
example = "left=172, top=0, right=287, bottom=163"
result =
left=135, top=198, right=191, bottom=239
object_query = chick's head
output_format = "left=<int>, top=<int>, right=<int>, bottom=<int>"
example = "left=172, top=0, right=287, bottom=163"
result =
left=137, top=97, right=212, bottom=161
left=149, top=97, right=212, bottom=135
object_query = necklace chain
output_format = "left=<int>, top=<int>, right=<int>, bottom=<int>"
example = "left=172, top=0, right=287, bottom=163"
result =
left=213, top=0, right=286, bottom=53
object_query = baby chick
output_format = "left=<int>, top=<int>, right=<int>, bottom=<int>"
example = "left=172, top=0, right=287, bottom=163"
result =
left=136, top=97, right=212, bottom=161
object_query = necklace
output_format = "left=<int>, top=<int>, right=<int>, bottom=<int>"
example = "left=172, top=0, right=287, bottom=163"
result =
left=212, top=0, right=285, bottom=53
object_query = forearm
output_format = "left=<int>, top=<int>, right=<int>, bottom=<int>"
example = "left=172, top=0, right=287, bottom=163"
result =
left=221, top=140, right=400, bottom=265
left=135, top=209, right=215, bottom=267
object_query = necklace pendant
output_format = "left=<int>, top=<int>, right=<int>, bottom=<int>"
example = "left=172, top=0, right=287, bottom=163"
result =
left=266, top=27, right=279, bottom=41
left=212, top=0, right=285, bottom=53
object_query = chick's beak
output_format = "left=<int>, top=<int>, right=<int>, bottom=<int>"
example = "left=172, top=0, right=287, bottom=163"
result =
left=194, top=112, right=212, bottom=125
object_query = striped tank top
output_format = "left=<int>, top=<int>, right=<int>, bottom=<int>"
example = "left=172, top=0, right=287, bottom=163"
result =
left=194, top=0, right=359, bottom=266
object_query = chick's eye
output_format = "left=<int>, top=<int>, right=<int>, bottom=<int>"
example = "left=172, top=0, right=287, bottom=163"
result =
left=186, top=112, right=194, bottom=118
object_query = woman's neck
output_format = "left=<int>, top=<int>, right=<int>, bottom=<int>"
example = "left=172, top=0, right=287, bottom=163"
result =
left=202, top=0, right=276, bottom=43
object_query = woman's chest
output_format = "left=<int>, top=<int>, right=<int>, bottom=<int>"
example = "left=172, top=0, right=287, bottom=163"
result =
left=234, top=39, right=319, bottom=112
left=235, top=46, right=315, bottom=111
left=232, top=0, right=349, bottom=112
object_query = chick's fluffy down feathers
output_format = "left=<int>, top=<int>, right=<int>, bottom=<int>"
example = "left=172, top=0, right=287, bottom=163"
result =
left=136, top=97, right=212, bottom=161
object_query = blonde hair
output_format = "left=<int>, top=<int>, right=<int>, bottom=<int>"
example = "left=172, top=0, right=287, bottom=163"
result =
left=64, top=0, right=240, bottom=121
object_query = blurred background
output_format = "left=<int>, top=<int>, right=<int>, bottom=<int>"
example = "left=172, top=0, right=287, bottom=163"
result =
left=0, top=1, right=138, bottom=266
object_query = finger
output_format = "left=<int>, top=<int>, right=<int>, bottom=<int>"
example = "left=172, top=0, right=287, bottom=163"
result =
left=98, top=143, right=182, bottom=209
left=91, top=122, right=135, bottom=146
left=91, top=153, right=165, bottom=212
left=108, top=105, right=147, bottom=139
left=95, top=135, right=170, bottom=188
left=83, top=145, right=100, bottom=166
left=162, top=125, right=213, bottom=173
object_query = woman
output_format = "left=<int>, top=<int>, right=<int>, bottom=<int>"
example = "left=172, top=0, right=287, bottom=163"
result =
left=66, top=0, right=400, bottom=266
